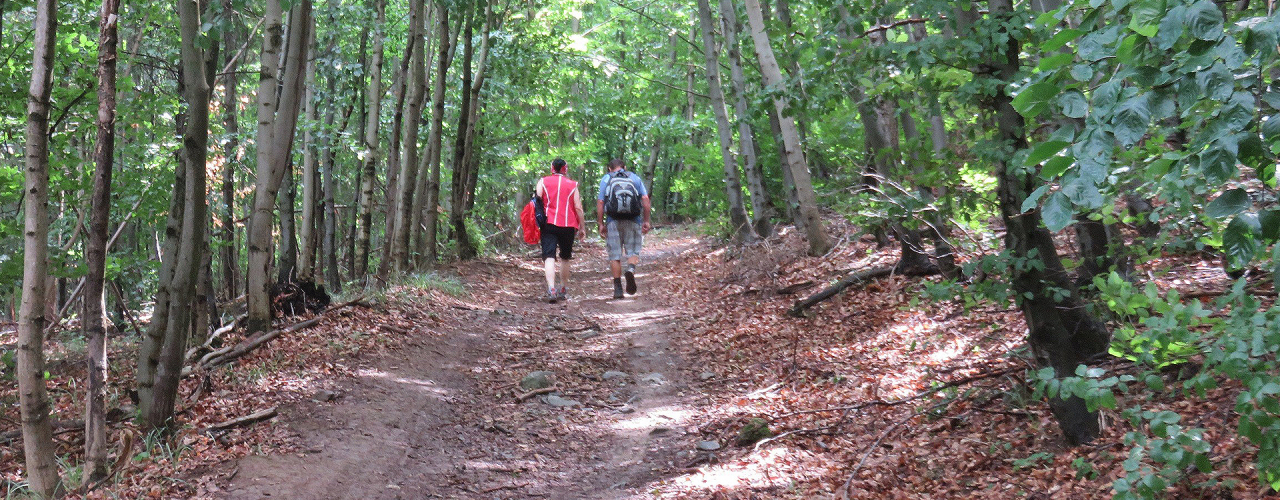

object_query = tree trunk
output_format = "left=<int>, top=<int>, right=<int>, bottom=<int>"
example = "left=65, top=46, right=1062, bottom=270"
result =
left=141, top=0, right=212, bottom=430
left=378, top=27, right=414, bottom=279
left=18, top=0, right=61, bottom=492
left=392, top=0, right=427, bottom=272
left=298, top=28, right=318, bottom=281
left=449, top=5, right=477, bottom=260
left=987, top=0, right=1109, bottom=445
left=719, top=0, right=772, bottom=238
left=277, top=163, right=298, bottom=283
left=220, top=1, right=242, bottom=301
left=83, top=0, right=119, bottom=480
left=418, top=2, right=457, bottom=267
left=321, top=79, right=341, bottom=292
left=742, top=0, right=829, bottom=256
left=697, top=0, right=754, bottom=244
left=247, top=0, right=312, bottom=334
left=355, top=0, right=385, bottom=279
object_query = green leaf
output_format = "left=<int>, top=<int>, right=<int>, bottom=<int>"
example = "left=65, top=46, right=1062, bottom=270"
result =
left=1155, top=5, right=1187, bottom=50
left=1186, top=0, right=1225, bottom=41
left=1206, top=188, right=1250, bottom=218
left=1041, top=155, right=1074, bottom=180
left=1042, top=191, right=1074, bottom=231
left=1044, top=28, right=1084, bottom=52
left=1070, top=64, right=1094, bottom=82
left=1222, top=214, right=1260, bottom=269
left=1037, top=52, right=1075, bottom=72
left=1013, top=82, right=1062, bottom=119
left=1259, top=209, right=1280, bottom=241
left=1026, top=141, right=1071, bottom=166
left=1129, top=0, right=1166, bottom=36
left=1113, top=95, right=1151, bottom=147
left=1060, top=90, right=1088, bottom=118
left=1023, top=185, right=1051, bottom=212
left=1262, top=115, right=1280, bottom=144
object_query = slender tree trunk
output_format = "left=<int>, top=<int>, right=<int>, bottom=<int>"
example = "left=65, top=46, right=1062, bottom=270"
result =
left=18, top=0, right=60, bottom=492
left=449, top=7, right=477, bottom=260
left=321, top=84, right=341, bottom=292
left=419, top=3, right=455, bottom=266
left=298, top=28, right=318, bottom=281
left=247, top=0, right=312, bottom=334
left=392, top=0, right=427, bottom=272
left=742, top=0, right=829, bottom=256
left=83, top=0, right=119, bottom=480
left=142, top=0, right=211, bottom=429
left=378, top=32, right=413, bottom=278
left=220, top=0, right=242, bottom=300
left=986, top=0, right=1109, bottom=445
left=720, top=0, right=771, bottom=238
left=277, top=163, right=298, bottom=283
left=697, top=0, right=754, bottom=244
left=355, top=0, right=386, bottom=279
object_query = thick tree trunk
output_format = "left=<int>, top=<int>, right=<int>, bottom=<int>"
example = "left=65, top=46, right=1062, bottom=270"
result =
left=391, top=0, right=427, bottom=273
left=418, top=3, right=455, bottom=267
left=247, top=0, right=312, bottom=334
left=83, top=0, right=119, bottom=480
left=987, top=0, right=1110, bottom=445
left=298, top=29, right=318, bottom=281
left=220, top=0, right=242, bottom=300
left=743, top=0, right=829, bottom=256
left=277, top=164, right=298, bottom=283
left=321, top=79, right=341, bottom=292
left=720, top=0, right=772, bottom=238
left=18, top=0, right=61, bottom=492
left=142, top=0, right=212, bottom=430
left=697, top=0, right=754, bottom=244
left=355, top=0, right=385, bottom=279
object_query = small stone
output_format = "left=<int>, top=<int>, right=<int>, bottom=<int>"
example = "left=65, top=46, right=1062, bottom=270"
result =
left=699, top=371, right=716, bottom=381
left=617, top=406, right=636, bottom=414
left=313, top=390, right=338, bottom=402
left=640, top=373, right=667, bottom=385
left=602, top=371, right=629, bottom=381
left=543, top=395, right=581, bottom=407
left=520, top=371, right=556, bottom=391
left=649, top=427, right=672, bottom=435
left=696, top=440, right=721, bottom=451
left=576, top=330, right=601, bottom=340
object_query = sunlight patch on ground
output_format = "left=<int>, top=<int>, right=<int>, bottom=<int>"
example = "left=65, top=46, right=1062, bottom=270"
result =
left=596, top=307, right=675, bottom=329
left=356, top=368, right=451, bottom=396
left=671, top=446, right=805, bottom=491
left=610, top=405, right=693, bottom=431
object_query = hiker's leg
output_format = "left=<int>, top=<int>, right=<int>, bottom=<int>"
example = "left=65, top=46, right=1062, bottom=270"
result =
left=561, top=258, right=571, bottom=287
left=544, top=258, right=557, bottom=290
left=610, top=260, right=622, bottom=278
left=560, top=232, right=574, bottom=288
left=606, top=219, right=624, bottom=279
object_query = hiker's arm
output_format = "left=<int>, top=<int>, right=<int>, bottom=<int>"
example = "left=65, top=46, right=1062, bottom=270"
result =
left=641, top=196, right=652, bottom=233
left=573, top=190, right=586, bottom=237
left=535, top=179, right=545, bottom=199
left=596, top=199, right=606, bottom=236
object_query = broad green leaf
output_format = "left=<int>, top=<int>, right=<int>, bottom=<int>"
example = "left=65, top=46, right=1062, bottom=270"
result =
left=1129, top=0, right=1166, bottom=36
left=1023, top=185, right=1051, bottom=212
left=1044, top=29, right=1084, bottom=52
left=1155, top=5, right=1187, bottom=50
left=1259, top=209, right=1280, bottom=241
left=1037, top=52, right=1075, bottom=72
left=1042, top=191, right=1074, bottom=231
left=1041, top=155, right=1074, bottom=179
left=1222, top=213, right=1261, bottom=269
left=1206, top=188, right=1250, bottom=218
left=1113, top=95, right=1151, bottom=147
left=1025, top=140, right=1070, bottom=166
left=1070, top=64, right=1094, bottom=82
left=1187, top=0, right=1225, bottom=41
left=1060, top=90, right=1088, bottom=118
left=1012, top=82, right=1061, bottom=119
left=1262, top=115, right=1280, bottom=143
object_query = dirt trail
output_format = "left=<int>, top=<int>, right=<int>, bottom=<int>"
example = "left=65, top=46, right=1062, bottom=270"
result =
left=213, top=231, right=708, bottom=499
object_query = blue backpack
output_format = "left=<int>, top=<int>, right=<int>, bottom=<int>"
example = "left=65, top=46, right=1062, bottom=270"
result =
left=604, top=171, right=641, bottom=219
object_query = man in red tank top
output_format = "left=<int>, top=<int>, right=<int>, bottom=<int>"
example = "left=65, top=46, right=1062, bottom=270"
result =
left=535, top=158, right=586, bottom=303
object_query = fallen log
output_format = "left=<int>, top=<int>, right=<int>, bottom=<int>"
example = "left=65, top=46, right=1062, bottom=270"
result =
left=788, top=266, right=895, bottom=317
left=203, top=407, right=278, bottom=434
left=183, top=296, right=365, bottom=377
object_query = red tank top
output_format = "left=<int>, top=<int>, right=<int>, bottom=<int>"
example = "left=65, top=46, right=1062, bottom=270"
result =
left=540, top=174, right=580, bottom=228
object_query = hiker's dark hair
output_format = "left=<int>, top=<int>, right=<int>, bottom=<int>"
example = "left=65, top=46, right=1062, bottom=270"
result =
left=608, top=158, right=624, bottom=170
left=552, top=158, right=567, bottom=173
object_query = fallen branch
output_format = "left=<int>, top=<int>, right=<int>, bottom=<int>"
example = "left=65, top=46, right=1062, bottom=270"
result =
left=516, top=385, right=559, bottom=402
left=185, top=313, right=247, bottom=364
left=788, top=266, right=895, bottom=317
left=776, top=280, right=815, bottom=295
left=773, top=367, right=1016, bottom=419
left=480, top=482, right=529, bottom=494
left=184, top=296, right=365, bottom=376
left=202, top=407, right=278, bottom=434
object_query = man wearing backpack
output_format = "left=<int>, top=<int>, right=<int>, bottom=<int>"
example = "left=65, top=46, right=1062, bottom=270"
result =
left=596, top=158, right=652, bottom=299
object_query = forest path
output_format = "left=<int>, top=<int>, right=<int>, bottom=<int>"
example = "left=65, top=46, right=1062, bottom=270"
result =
left=215, top=228, right=708, bottom=499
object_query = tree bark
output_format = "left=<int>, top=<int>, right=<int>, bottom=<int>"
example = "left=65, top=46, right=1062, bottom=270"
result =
left=140, top=0, right=213, bottom=430
left=719, top=0, right=771, bottom=238
left=298, top=27, right=318, bottom=281
left=18, top=0, right=61, bottom=492
left=321, top=79, right=342, bottom=292
left=742, top=0, right=829, bottom=256
left=277, top=162, right=298, bottom=283
left=449, top=3, right=478, bottom=260
left=418, top=3, right=457, bottom=267
left=985, top=0, right=1110, bottom=445
left=355, top=0, right=386, bottom=279
left=697, top=0, right=754, bottom=244
left=247, top=0, right=312, bottom=334
left=220, top=0, right=242, bottom=300
left=392, top=0, right=427, bottom=272
left=84, top=0, right=119, bottom=480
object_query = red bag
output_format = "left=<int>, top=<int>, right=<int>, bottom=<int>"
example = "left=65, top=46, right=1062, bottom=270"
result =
left=521, top=199, right=541, bottom=244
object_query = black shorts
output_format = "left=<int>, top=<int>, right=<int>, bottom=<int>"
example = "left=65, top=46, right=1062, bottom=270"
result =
left=540, top=224, right=576, bottom=260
